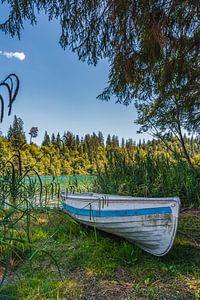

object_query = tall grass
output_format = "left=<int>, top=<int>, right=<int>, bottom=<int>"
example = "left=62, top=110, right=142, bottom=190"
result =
left=0, top=151, right=94, bottom=287
left=96, top=149, right=200, bottom=207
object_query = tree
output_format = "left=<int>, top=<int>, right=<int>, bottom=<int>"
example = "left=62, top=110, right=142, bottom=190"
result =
left=106, top=134, right=112, bottom=146
left=121, top=138, right=125, bottom=148
left=111, top=135, right=119, bottom=147
left=83, top=134, right=92, bottom=163
left=98, top=131, right=104, bottom=146
left=7, top=115, right=26, bottom=148
left=51, top=133, right=56, bottom=145
left=29, top=127, right=38, bottom=144
left=63, top=131, right=75, bottom=150
left=136, top=90, right=197, bottom=165
left=42, top=131, right=50, bottom=146
left=75, top=135, right=80, bottom=145
left=55, top=133, right=62, bottom=148
left=2, top=1, right=199, bottom=148
left=126, top=138, right=134, bottom=149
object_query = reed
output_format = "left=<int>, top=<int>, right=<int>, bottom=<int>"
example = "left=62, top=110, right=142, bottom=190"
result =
left=96, top=148, right=200, bottom=207
left=0, top=152, right=93, bottom=286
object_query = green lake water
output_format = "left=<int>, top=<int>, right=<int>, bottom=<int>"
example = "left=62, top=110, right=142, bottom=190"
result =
left=28, top=175, right=96, bottom=190
left=1, top=175, right=96, bottom=209
left=26, top=175, right=96, bottom=207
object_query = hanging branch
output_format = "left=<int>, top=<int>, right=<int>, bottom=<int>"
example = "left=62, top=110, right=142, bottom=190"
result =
left=0, top=73, right=20, bottom=123
left=0, top=94, right=4, bottom=122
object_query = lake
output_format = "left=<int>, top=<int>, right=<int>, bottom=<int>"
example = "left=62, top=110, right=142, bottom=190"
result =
left=28, top=175, right=96, bottom=188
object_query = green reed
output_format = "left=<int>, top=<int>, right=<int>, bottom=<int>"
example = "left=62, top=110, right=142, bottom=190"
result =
left=0, top=152, right=93, bottom=287
left=96, top=148, right=200, bottom=207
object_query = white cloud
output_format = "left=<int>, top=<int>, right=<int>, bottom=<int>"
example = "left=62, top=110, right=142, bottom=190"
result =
left=0, top=51, right=26, bottom=60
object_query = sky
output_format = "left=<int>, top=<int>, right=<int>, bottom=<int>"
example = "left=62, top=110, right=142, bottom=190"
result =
left=0, top=10, right=149, bottom=145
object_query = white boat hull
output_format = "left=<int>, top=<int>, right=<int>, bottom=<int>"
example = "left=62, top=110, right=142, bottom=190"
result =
left=61, top=192, right=180, bottom=256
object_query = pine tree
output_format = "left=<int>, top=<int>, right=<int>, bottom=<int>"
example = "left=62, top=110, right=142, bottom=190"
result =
left=7, top=126, right=12, bottom=140
left=55, top=133, right=62, bottom=148
left=42, top=131, right=50, bottom=146
left=98, top=131, right=104, bottom=146
left=7, top=115, right=26, bottom=148
left=121, top=138, right=125, bottom=148
left=75, top=135, right=80, bottom=145
left=106, top=134, right=111, bottom=146
left=84, top=134, right=93, bottom=163
left=112, top=135, right=119, bottom=147
left=80, top=136, right=84, bottom=145
left=51, top=133, right=56, bottom=144
left=63, top=131, right=75, bottom=150
left=126, top=138, right=134, bottom=148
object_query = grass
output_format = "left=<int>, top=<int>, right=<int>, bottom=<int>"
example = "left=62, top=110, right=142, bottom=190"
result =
left=0, top=159, right=94, bottom=298
left=0, top=150, right=199, bottom=299
left=96, top=149, right=200, bottom=208
left=0, top=209, right=199, bottom=300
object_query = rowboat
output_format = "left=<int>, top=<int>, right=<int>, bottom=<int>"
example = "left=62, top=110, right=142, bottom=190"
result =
left=61, top=192, right=180, bottom=256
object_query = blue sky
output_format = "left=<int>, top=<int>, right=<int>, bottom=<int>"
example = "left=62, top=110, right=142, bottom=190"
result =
left=0, top=12, right=149, bottom=144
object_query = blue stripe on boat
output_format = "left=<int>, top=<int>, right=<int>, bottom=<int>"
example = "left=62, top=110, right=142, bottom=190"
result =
left=62, top=204, right=172, bottom=217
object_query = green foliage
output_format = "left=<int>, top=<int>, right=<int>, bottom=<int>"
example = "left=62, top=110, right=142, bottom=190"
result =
left=0, top=211, right=199, bottom=299
left=0, top=124, right=199, bottom=298
left=0, top=126, right=109, bottom=175
left=7, top=115, right=26, bottom=148
left=96, top=145, right=200, bottom=208
left=29, top=127, right=38, bottom=144
left=1, top=118, right=200, bottom=207
left=0, top=157, right=93, bottom=291
left=1, top=2, right=199, bottom=137
left=41, top=131, right=50, bottom=147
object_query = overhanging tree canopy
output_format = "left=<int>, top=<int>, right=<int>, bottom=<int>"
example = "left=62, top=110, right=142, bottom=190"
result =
left=1, top=1, right=199, bottom=134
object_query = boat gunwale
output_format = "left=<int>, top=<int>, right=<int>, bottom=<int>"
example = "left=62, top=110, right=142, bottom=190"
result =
left=61, top=192, right=181, bottom=204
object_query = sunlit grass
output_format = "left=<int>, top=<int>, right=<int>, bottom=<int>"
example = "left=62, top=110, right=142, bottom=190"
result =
left=1, top=210, right=199, bottom=299
left=0, top=148, right=199, bottom=299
